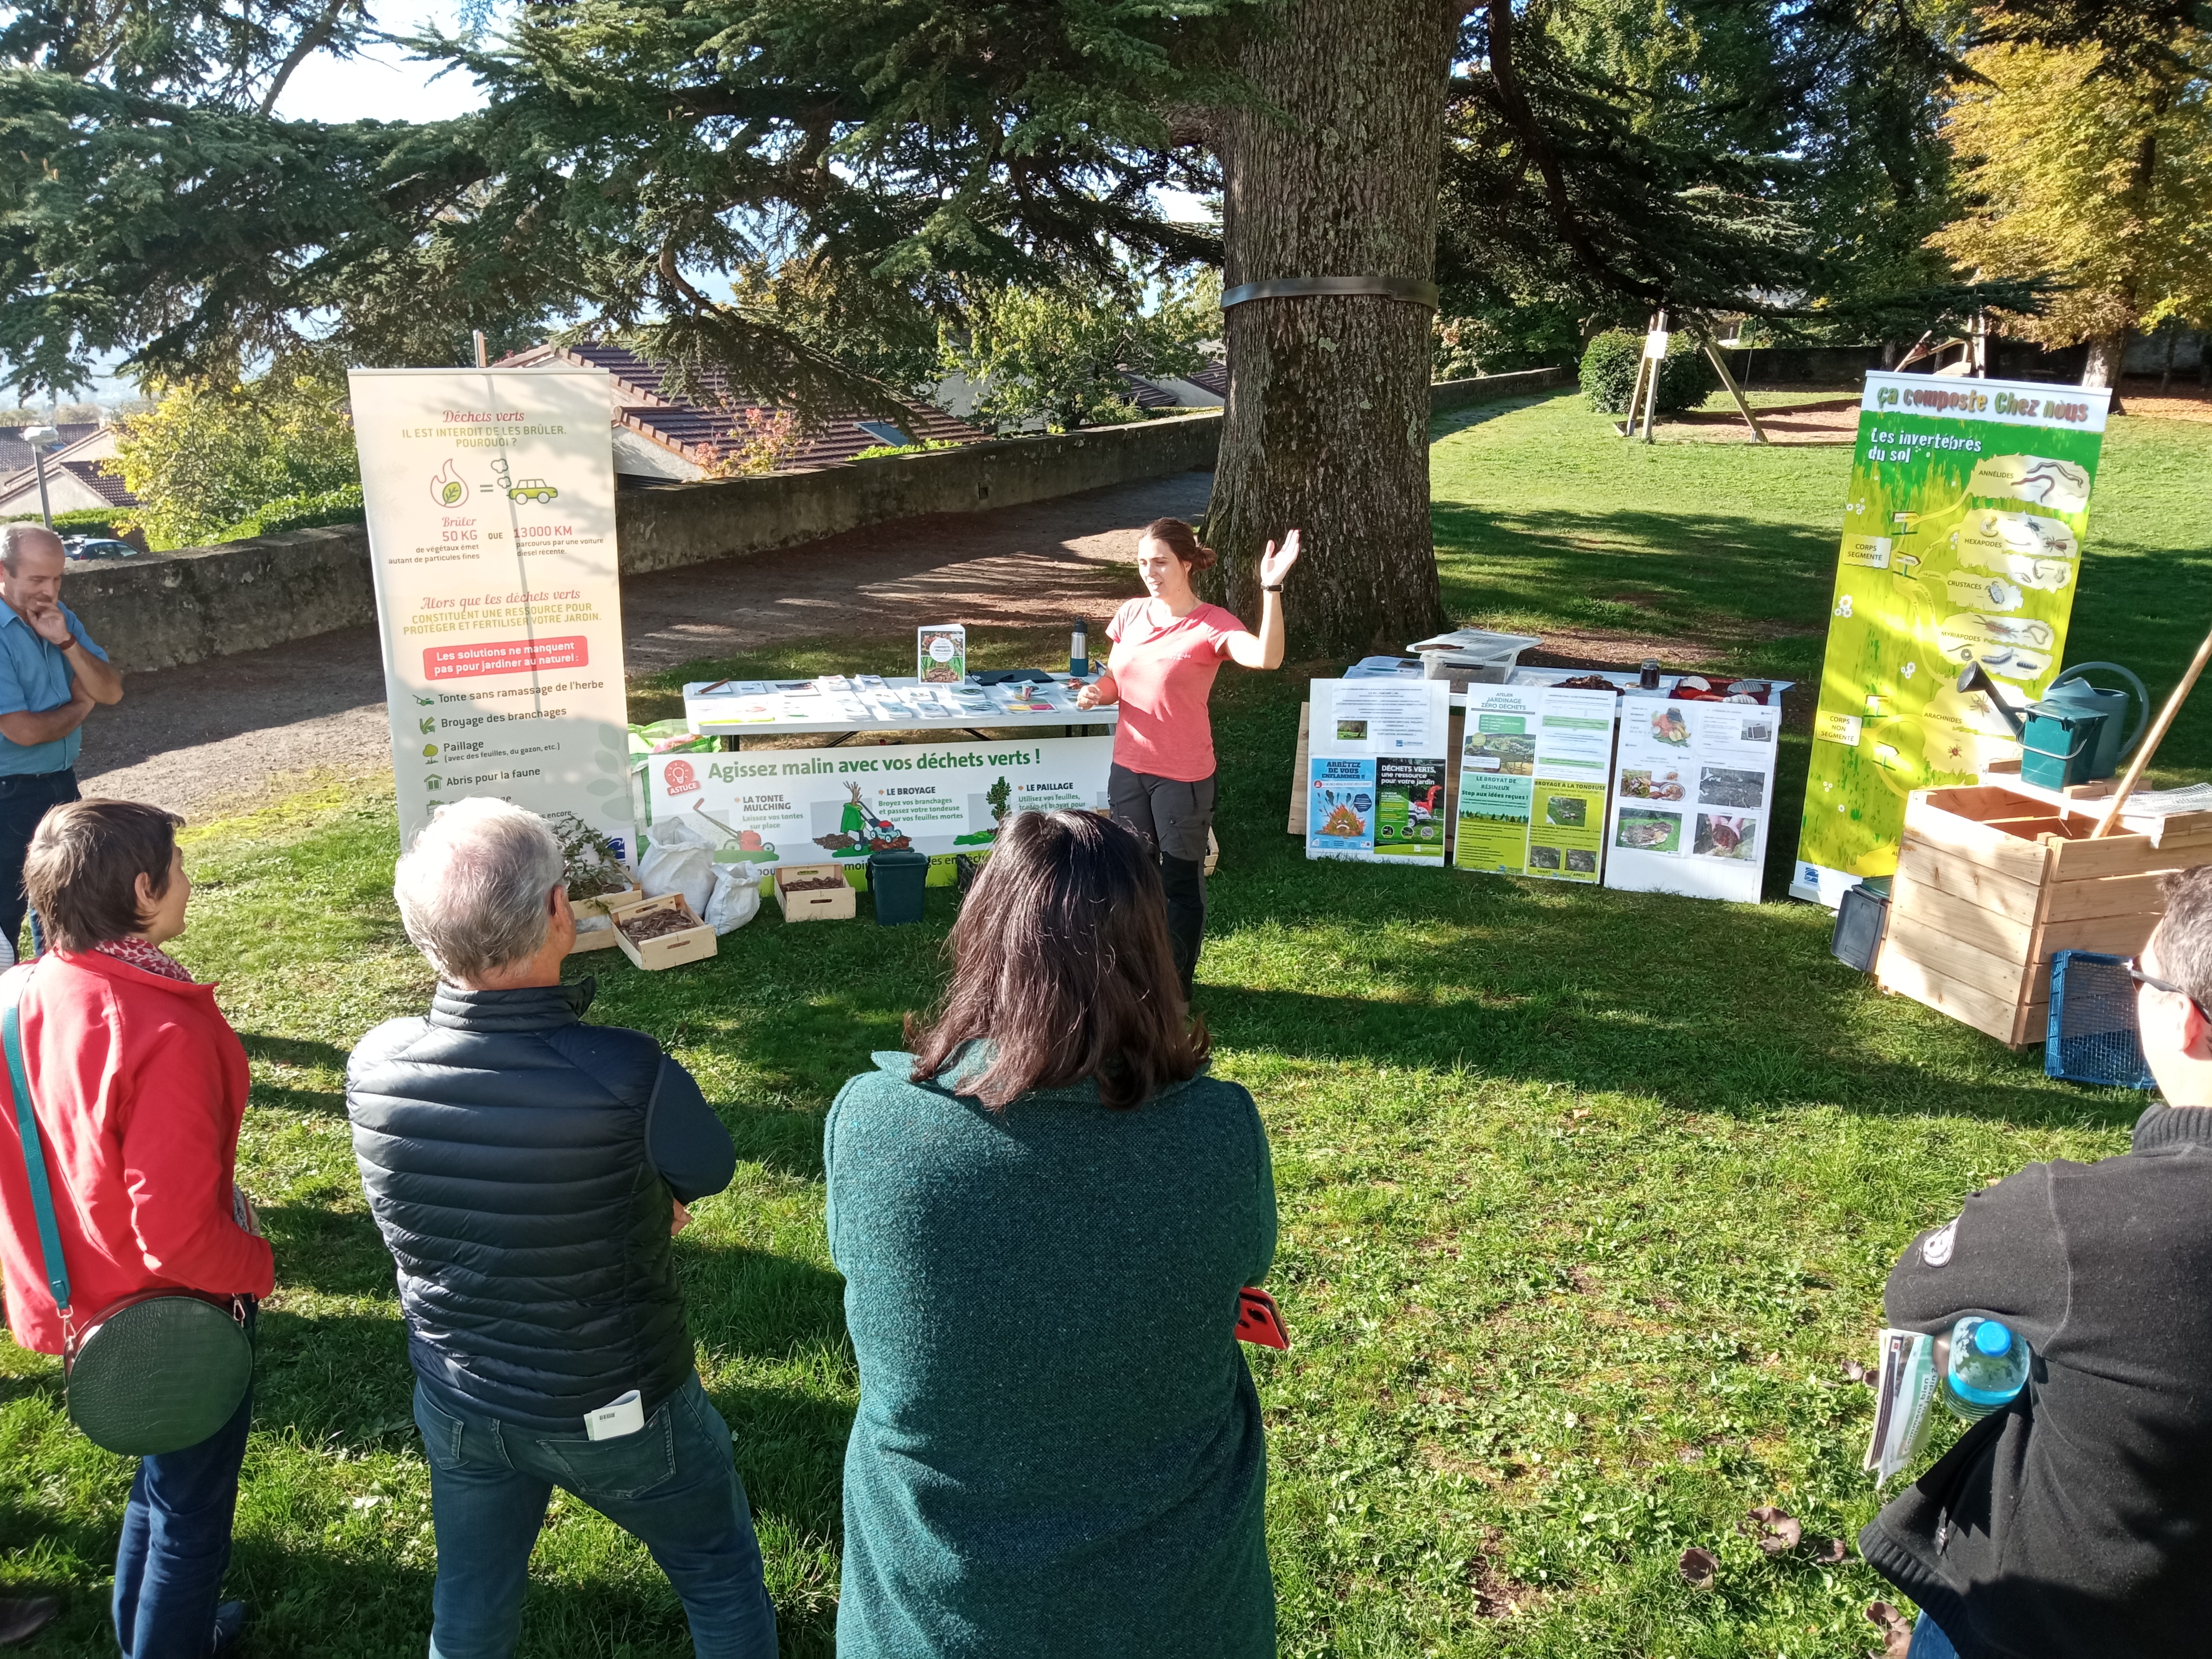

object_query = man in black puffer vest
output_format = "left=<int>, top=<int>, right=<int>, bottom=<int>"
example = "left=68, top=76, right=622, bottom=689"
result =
left=348, top=799, right=775, bottom=1659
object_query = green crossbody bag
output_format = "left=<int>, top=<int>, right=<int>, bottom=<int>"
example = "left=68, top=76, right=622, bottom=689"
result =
left=2, top=964, right=253, bottom=1456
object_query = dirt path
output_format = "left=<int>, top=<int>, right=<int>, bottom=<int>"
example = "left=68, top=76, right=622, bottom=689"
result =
left=78, top=471, right=1212, bottom=819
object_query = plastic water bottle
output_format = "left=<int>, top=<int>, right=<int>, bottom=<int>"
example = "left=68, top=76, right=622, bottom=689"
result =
left=1940, top=1316, right=2030, bottom=1421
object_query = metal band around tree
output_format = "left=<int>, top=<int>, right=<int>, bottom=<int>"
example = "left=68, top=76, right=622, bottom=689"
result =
left=1219, top=275, right=1441, bottom=311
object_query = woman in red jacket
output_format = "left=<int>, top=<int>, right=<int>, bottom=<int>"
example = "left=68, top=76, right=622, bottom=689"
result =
left=0, top=799, right=272, bottom=1658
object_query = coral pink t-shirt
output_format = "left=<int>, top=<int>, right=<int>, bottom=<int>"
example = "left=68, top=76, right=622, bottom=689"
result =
left=1105, top=597, right=1246, bottom=782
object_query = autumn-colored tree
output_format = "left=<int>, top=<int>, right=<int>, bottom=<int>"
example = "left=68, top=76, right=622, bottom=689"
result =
left=110, top=356, right=357, bottom=547
left=1929, top=32, right=2212, bottom=390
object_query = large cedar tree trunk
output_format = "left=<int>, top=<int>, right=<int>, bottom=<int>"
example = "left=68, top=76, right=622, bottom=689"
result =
left=1205, top=0, right=1459, bottom=655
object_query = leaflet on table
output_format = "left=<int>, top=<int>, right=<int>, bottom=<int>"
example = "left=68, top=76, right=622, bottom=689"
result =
left=1603, top=691, right=1781, bottom=902
left=1306, top=679, right=1449, bottom=864
left=1453, top=685, right=1617, bottom=882
left=643, top=735, right=1113, bottom=865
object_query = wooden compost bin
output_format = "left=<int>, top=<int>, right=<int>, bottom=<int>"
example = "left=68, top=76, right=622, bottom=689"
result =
left=1875, top=784, right=2212, bottom=1047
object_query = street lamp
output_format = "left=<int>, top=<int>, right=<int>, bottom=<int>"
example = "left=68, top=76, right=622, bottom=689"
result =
left=21, top=426, right=58, bottom=530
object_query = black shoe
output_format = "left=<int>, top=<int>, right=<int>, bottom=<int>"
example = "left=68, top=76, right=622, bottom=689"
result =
left=210, top=1601, right=247, bottom=1655
left=0, top=1597, right=58, bottom=1647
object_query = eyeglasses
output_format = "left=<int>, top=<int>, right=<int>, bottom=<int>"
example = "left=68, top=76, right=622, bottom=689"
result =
left=2127, top=958, right=2188, bottom=999
left=2127, top=957, right=2211, bottom=1021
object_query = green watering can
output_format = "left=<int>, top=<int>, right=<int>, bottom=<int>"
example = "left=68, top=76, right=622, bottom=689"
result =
left=1957, top=660, right=2150, bottom=790
left=2039, top=663, right=2150, bottom=779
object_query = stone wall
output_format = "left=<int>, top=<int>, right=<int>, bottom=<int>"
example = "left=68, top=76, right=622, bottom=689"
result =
left=1429, top=365, right=1571, bottom=410
left=67, top=369, right=1573, bottom=673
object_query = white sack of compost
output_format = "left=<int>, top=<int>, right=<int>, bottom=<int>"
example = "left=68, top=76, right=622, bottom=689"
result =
left=638, top=816, right=716, bottom=916
left=704, top=862, right=765, bottom=934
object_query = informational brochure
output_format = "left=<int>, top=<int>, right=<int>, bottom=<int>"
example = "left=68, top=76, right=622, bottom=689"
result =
left=1453, top=684, right=1618, bottom=882
left=1864, top=1328, right=1940, bottom=1487
left=1604, top=692, right=1782, bottom=902
left=917, top=624, right=967, bottom=684
left=1306, top=679, right=1450, bottom=865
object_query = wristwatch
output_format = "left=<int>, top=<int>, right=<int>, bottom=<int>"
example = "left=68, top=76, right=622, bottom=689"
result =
left=1262, top=584, right=1284, bottom=592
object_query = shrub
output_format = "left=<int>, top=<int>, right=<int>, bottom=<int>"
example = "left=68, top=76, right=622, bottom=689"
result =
left=1, top=508, right=133, bottom=538
left=1579, top=329, right=1719, bottom=416
left=211, top=484, right=365, bottom=543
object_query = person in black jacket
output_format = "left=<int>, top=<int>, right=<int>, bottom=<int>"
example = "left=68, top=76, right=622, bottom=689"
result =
left=1861, top=862, right=2212, bottom=1659
left=348, top=798, right=775, bottom=1659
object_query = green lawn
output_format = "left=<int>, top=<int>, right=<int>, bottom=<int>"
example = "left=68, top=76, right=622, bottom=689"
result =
left=4, top=392, right=2211, bottom=1656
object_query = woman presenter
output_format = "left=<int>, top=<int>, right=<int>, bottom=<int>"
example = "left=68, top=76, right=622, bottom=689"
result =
left=1075, top=517, right=1301, bottom=997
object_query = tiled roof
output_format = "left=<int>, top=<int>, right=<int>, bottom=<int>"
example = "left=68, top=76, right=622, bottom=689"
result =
left=0, top=426, right=136, bottom=513
left=1186, top=359, right=1229, bottom=398
left=499, top=341, right=985, bottom=473
left=59, top=462, right=136, bottom=507
left=1120, top=374, right=1180, bottom=410
left=0, top=424, right=100, bottom=477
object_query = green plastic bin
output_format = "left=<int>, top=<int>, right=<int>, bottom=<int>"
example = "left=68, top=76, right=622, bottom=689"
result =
left=867, top=849, right=930, bottom=926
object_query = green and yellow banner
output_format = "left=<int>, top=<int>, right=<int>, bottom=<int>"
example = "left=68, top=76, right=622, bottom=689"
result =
left=1791, top=373, right=2112, bottom=904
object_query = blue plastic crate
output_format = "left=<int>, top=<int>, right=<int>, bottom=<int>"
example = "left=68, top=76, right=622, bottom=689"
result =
left=2046, top=950, right=2156, bottom=1090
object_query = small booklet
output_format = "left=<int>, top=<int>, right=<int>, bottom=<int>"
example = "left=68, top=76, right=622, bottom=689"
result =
left=918, top=624, right=967, bottom=683
left=1864, top=1328, right=1940, bottom=1486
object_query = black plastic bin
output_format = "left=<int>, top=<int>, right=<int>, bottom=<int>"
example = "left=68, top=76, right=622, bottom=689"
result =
left=1831, top=877, right=1891, bottom=974
left=867, top=849, right=931, bottom=926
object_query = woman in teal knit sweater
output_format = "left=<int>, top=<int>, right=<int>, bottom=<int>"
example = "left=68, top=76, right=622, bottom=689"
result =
left=824, top=809, right=1278, bottom=1657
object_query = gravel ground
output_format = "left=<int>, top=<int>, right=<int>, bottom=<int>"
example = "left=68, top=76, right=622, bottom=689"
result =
left=78, top=470, right=1212, bottom=819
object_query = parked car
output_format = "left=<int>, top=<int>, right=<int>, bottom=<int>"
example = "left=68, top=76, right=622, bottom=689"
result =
left=62, top=537, right=139, bottom=562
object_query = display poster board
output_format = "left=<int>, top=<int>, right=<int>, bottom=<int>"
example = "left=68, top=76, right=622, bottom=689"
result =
left=1454, top=684, right=1619, bottom=882
left=349, top=367, right=632, bottom=853
left=1606, top=692, right=1782, bottom=902
left=1791, top=373, right=2111, bottom=905
left=642, top=736, right=1112, bottom=867
left=1306, top=679, right=1451, bottom=865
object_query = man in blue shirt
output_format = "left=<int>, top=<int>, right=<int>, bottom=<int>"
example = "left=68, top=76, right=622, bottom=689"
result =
left=0, top=526, right=123, bottom=954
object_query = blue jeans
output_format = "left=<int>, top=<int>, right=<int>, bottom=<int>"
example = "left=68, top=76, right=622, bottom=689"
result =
left=413, top=1374, right=777, bottom=1659
left=112, top=1380, right=252, bottom=1658
left=1908, top=1610, right=1959, bottom=1658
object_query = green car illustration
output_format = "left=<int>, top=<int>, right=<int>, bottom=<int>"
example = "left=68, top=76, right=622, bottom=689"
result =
left=508, top=478, right=559, bottom=504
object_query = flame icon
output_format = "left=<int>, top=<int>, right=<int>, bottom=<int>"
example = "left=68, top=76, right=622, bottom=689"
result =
left=430, top=459, right=468, bottom=506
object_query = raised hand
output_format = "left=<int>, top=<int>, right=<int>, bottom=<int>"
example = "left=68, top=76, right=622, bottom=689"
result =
left=1258, top=529, right=1302, bottom=590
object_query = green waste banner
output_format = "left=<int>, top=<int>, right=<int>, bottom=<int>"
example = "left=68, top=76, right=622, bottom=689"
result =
left=1791, top=373, right=2112, bottom=904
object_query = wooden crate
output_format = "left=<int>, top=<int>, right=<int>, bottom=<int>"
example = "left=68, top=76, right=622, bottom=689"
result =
left=614, top=894, right=718, bottom=970
left=1875, top=785, right=2212, bottom=1046
left=775, top=864, right=858, bottom=923
left=566, top=884, right=645, bottom=954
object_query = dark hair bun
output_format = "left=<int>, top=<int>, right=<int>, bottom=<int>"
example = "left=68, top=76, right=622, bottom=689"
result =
left=1142, top=517, right=1217, bottom=571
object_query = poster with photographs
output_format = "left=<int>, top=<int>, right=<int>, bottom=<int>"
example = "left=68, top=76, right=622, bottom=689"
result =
left=1453, top=684, right=1540, bottom=875
left=1453, top=684, right=1618, bottom=882
left=1307, top=678, right=1451, bottom=865
left=1603, top=690, right=1782, bottom=902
